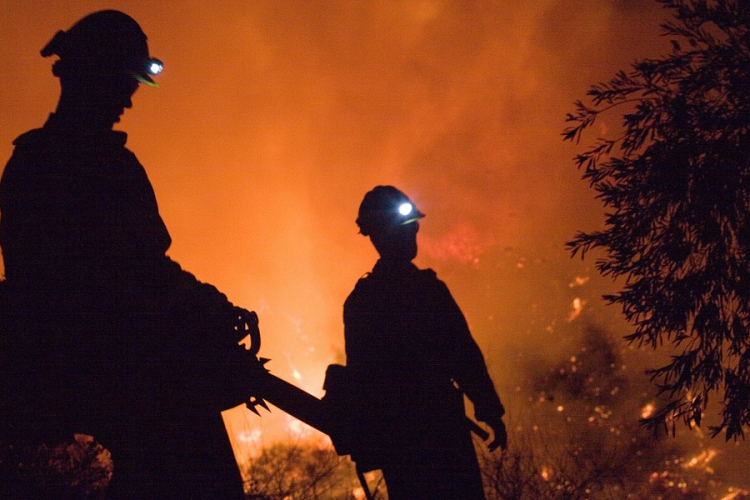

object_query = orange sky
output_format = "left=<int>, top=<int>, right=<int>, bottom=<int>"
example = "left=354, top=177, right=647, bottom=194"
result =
left=7, top=0, right=749, bottom=480
left=0, top=0, right=668, bottom=378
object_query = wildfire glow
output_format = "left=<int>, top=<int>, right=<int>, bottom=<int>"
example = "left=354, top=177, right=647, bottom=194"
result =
left=4, top=3, right=749, bottom=496
left=641, top=403, right=655, bottom=419
left=238, top=428, right=262, bottom=444
left=541, top=466, right=551, bottom=481
left=568, top=276, right=590, bottom=288
left=285, top=416, right=314, bottom=438
left=420, top=223, right=489, bottom=265
left=567, top=297, right=585, bottom=322
left=721, top=489, right=750, bottom=500
left=683, top=449, right=717, bottom=471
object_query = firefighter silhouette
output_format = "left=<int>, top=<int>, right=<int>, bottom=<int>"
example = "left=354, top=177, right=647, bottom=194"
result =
left=343, top=186, right=507, bottom=499
left=0, top=11, right=257, bottom=499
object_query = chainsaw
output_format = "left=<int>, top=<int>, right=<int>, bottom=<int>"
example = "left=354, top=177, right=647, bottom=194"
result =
left=233, top=310, right=491, bottom=448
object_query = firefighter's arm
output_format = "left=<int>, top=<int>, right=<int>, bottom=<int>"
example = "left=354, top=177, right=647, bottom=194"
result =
left=155, top=256, right=260, bottom=349
left=434, top=279, right=508, bottom=450
left=485, top=416, right=508, bottom=452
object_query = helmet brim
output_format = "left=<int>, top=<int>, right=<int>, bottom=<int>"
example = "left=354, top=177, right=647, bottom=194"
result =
left=129, top=70, right=159, bottom=87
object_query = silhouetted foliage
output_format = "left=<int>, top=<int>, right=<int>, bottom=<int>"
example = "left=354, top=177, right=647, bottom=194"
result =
left=564, top=0, right=750, bottom=440
left=4, top=326, right=739, bottom=498
left=0, top=434, right=111, bottom=499
left=480, top=324, right=736, bottom=499
left=241, top=439, right=383, bottom=500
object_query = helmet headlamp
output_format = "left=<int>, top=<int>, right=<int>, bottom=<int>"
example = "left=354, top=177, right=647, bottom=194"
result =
left=129, top=58, right=163, bottom=87
left=356, top=186, right=425, bottom=236
left=41, top=11, right=163, bottom=87
left=398, top=203, right=414, bottom=216
left=147, top=58, right=163, bottom=76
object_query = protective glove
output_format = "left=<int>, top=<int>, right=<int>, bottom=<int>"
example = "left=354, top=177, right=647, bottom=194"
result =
left=229, top=306, right=261, bottom=356
left=486, top=417, right=508, bottom=452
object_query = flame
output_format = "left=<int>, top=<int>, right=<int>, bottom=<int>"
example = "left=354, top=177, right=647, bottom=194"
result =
left=238, top=428, right=262, bottom=444
left=641, top=403, right=655, bottom=419
left=721, top=489, right=750, bottom=500
left=568, top=276, right=590, bottom=288
left=567, top=297, right=585, bottom=322
left=286, top=416, right=310, bottom=437
left=541, top=466, right=551, bottom=481
left=420, top=223, right=491, bottom=265
left=682, top=449, right=717, bottom=471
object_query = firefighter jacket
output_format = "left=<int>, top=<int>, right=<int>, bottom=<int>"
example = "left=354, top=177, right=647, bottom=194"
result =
left=0, top=114, right=250, bottom=445
left=343, top=258, right=504, bottom=471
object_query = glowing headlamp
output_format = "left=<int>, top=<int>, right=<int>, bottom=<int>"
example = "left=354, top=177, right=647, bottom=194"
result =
left=147, top=58, right=163, bottom=76
left=396, top=201, right=424, bottom=226
left=399, top=203, right=414, bottom=216
left=355, top=186, right=425, bottom=235
left=129, top=58, right=163, bottom=87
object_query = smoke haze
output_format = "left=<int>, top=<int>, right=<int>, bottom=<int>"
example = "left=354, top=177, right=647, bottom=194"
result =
left=2, top=0, right=748, bottom=487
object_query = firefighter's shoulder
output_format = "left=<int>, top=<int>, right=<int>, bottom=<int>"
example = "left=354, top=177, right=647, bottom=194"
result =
left=346, top=272, right=374, bottom=299
left=419, top=268, right=438, bottom=280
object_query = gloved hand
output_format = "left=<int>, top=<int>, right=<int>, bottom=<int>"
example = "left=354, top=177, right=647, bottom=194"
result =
left=486, top=417, right=508, bottom=452
left=229, top=306, right=261, bottom=356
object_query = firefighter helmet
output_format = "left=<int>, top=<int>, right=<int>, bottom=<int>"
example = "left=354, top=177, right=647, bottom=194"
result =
left=40, top=10, right=163, bottom=86
left=356, top=186, right=425, bottom=236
